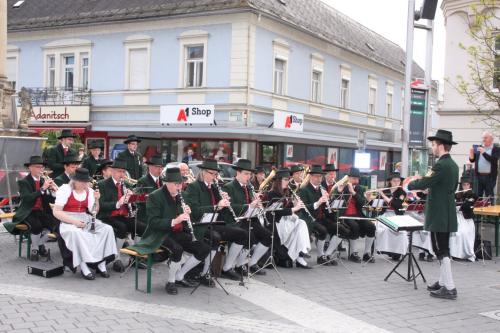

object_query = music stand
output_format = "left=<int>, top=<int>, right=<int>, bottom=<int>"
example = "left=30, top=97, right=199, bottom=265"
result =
left=191, top=212, right=229, bottom=296
left=235, top=204, right=261, bottom=286
left=248, top=199, right=285, bottom=283
left=474, top=196, right=493, bottom=264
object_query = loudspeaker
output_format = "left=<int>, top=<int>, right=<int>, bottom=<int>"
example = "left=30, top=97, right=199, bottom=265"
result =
left=419, top=0, right=438, bottom=20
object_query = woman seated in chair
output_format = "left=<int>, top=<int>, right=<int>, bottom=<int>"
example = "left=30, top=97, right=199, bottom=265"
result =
left=53, top=168, right=117, bottom=280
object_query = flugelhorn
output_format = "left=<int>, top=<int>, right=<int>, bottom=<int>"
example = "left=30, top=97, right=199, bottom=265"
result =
left=41, top=171, right=59, bottom=192
left=300, top=165, right=311, bottom=189
left=328, top=175, right=349, bottom=197
left=258, top=168, right=276, bottom=193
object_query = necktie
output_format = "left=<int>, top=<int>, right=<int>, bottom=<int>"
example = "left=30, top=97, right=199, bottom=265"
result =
left=156, top=178, right=160, bottom=188
left=208, top=186, right=217, bottom=206
left=35, top=180, right=40, bottom=191
left=243, top=186, right=250, bottom=204
left=116, top=182, right=123, bottom=200
left=63, top=147, right=68, bottom=156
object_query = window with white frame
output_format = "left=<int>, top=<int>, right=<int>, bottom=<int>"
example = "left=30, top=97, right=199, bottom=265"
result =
left=6, top=57, right=17, bottom=90
left=311, top=70, right=322, bottom=103
left=63, top=55, right=75, bottom=90
left=340, top=78, right=350, bottom=109
left=274, top=58, right=286, bottom=95
left=368, top=87, right=377, bottom=115
left=185, top=45, right=204, bottom=88
left=81, top=53, right=89, bottom=90
left=128, top=48, right=148, bottom=90
left=386, top=92, right=393, bottom=118
left=47, top=55, right=56, bottom=89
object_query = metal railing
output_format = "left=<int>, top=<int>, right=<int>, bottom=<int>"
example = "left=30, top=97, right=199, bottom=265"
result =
left=17, top=87, right=91, bottom=106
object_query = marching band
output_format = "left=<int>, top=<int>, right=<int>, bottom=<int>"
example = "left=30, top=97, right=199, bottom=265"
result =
left=4, top=128, right=493, bottom=301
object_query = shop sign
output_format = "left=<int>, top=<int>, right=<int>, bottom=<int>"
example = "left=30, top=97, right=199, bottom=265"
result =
left=160, top=105, right=215, bottom=125
left=18, top=106, right=90, bottom=122
left=273, top=110, right=304, bottom=132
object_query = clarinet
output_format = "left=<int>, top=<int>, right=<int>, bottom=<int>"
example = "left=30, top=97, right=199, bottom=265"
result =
left=121, top=181, right=134, bottom=218
left=288, top=184, right=316, bottom=222
left=177, top=189, right=197, bottom=241
left=213, top=180, right=239, bottom=222
left=320, top=185, right=333, bottom=213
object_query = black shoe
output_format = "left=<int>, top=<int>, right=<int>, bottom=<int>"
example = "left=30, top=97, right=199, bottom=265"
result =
left=337, top=244, right=346, bottom=252
left=200, top=274, right=215, bottom=288
left=427, top=254, right=434, bottom=262
left=81, top=271, right=95, bottom=280
left=363, top=253, right=375, bottom=263
left=29, top=250, right=39, bottom=262
left=112, top=260, right=125, bottom=273
left=221, top=269, right=241, bottom=281
left=349, top=253, right=362, bottom=263
left=389, top=254, right=401, bottom=261
left=326, top=256, right=338, bottom=266
left=427, top=281, right=441, bottom=291
left=419, top=253, right=426, bottom=261
left=175, top=279, right=197, bottom=288
left=165, top=282, right=178, bottom=295
left=249, top=264, right=266, bottom=275
left=429, top=286, right=457, bottom=300
left=316, top=255, right=328, bottom=265
left=38, top=245, right=49, bottom=257
left=296, top=261, right=312, bottom=269
left=299, top=252, right=311, bottom=259
left=96, top=268, right=110, bottom=278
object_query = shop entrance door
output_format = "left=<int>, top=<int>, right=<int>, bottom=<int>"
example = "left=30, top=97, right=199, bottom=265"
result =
left=260, top=143, right=280, bottom=169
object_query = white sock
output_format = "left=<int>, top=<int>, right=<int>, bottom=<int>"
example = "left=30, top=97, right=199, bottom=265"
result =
left=31, top=233, right=41, bottom=249
left=223, top=243, right=244, bottom=271
left=364, top=237, right=375, bottom=255
left=97, top=261, right=107, bottom=272
left=39, top=232, right=49, bottom=247
left=202, top=250, right=216, bottom=275
left=80, top=262, right=91, bottom=276
left=116, top=238, right=125, bottom=261
left=168, top=260, right=181, bottom=283
left=325, top=235, right=341, bottom=256
left=249, top=243, right=269, bottom=266
left=235, top=249, right=249, bottom=267
left=355, top=237, right=365, bottom=254
left=176, top=255, right=201, bottom=281
left=296, top=257, right=308, bottom=266
left=438, top=260, right=444, bottom=286
left=441, top=257, right=455, bottom=289
left=317, top=239, right=325, bottom=256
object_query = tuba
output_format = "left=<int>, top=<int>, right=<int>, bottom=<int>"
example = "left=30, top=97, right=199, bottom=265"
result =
left=258, top=168, right=276, bottom=193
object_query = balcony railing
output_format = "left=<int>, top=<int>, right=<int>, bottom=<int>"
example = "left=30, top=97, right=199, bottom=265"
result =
left=17, top=87, right=91, bottom=106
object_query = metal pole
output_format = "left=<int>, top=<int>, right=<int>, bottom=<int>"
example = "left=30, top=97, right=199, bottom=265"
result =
left=401, top=0, right=415, bottom=178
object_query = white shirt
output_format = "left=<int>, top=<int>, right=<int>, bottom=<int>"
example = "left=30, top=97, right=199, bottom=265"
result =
left=150, top=173, right=159, bottom=184
left=55, top=184, right=95, bottom=209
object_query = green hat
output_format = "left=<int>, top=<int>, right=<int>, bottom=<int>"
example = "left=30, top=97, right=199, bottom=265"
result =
left=161, top=167, right=183, bottom=183
left=255, top=166, right=265, bottom=174
left=427, top=129, right=457, bottom=145
left=275, top=167, right=291, bottom=179
left=88, top=140, right=101, bottom=149
left=198, top=159, right=221, bottom=171
left=232, top=159, right=255, bottom=172
left=124, top=135, right=141, bottom=144
left=348, top=167, right=361, bottom=178
left=308, top=165, right=325, bottom=175
left=111, top=158, right=127, bottom=170
left=72, top=168, right=91, bottom=182
left=145, top=155, right=164, bottom=166
left=96, top=159, right=113, bottom=174
left=57, top=129, right=76, bottom=139
left=290, top=165, right=304, bottom=174
left=63, top=152, right=81, bottom=165
left=323, top=164, right=338, bottom=172
left=24, top=155, right=46, bottom=167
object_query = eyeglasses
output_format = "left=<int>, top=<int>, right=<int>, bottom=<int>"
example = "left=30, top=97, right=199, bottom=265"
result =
left=205, top=171, right=219, bottom=176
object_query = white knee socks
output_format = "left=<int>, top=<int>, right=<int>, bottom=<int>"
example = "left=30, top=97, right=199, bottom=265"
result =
left=168, top=260, right=181, bottom=283
left=176, top=255, right=201, bottom=281
left=223, top=243, right=244, bottom=271
left=249, top=243, right=269, bottom=266
left=317, top=239, right=326, bottom=256
left=325, top=236, right=341, bottom=256
left=441, top=257, right=455, bottom=289
left=97, top=261, right=107, bottom=272
left=202, top=250, right=216, bottom=275
left=364, top=237, right=375, bottom=255
left=235, top=248, right=249, bottom=267
left=80, top=262, right=91, bottom=276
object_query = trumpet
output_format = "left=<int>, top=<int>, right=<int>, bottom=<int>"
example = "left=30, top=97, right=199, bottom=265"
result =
left=41, top=171, right=59, bottom=192
left=122, top=175, right=138, bottom=186
left=177, top=189, right=196, bottom=241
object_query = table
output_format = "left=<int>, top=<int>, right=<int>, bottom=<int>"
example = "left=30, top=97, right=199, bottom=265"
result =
left=474, top=205, right=500, bottom=257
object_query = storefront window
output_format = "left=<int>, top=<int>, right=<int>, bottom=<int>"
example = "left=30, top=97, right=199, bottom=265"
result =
left=201, top=141, right=233, bottom=163
left=306, top=146, right=326, bottom=166
left=283, top=144, right=306, bottom=167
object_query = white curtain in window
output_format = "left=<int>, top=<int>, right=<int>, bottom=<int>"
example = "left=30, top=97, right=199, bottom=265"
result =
left=129, top=48, right=147, bottom=89
left=6, top=57, right=17, bottom=84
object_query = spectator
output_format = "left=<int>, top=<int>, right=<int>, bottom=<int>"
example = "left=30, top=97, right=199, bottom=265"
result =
left=182, top=148, right=195, bottom=163
left=469, top=131, right=499, bottom=200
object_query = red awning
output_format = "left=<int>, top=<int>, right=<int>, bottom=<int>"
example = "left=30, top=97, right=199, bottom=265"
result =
left=30, top=126, right=89, bottom=135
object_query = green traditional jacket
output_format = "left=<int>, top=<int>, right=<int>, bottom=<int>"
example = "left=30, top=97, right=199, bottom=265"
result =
left=128, top=187, right=184, bottom=255
left=97, top=177, right=132, bottom=219
left=222, top=179, right=254, bottom=226
left=116, top=149, right=143, bottom=180
left=408, top=153, right=459, bottom=233
left=45, top=144, right=76, bottom=178
left=184, top=180, right=223, bottom=239
left=297, top=183, right=325, bottom=228
left=135, top=173, right=162, bottom=223
left=54, top=172, right=71, bottom=187
left=4, top=175, right=53, bottom=234
left=81, top=156, right=102, bottom=176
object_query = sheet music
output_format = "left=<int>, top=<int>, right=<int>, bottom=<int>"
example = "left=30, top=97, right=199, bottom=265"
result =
left=200, top=213, right=218, bottom=223
left=378, top=215, right=423, bottom=231
left=332, top=199, right=345, bottom=209
left=244, top=207, right=260, bottom=219
left=371, top=199, right=385, bottom=208
left=265, top=201, right=282, bottom=212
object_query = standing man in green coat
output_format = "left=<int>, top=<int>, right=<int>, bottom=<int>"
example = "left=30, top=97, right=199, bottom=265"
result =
left=116, top=135, right=143, bottom=180
left=408, top=129, right=459, bottom=300
left=81, top=140, right=103, bottom=177
left=45, top=129, right=77, bottom=178
left=128, top=168, right=211, bottom=295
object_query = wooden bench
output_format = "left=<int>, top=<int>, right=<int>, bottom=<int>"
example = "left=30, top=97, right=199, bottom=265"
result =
left=120, top=248, right=165, bottom=294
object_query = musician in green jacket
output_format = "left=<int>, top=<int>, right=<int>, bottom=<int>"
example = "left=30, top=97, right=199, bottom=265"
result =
left=81, top=140, right=103, bottom=177
left=408, top=129, right=460, bottom=300
left=45, top=129, right=77, bottom=178
left=135, top=155, right=164, bottom=226
left=128, top=167, right=210, bottom=295
left=222, top=159, right=272, bottom=276
left=184, top=159, right=248, bottom=282
left=116, top=135, right=143, bottom=180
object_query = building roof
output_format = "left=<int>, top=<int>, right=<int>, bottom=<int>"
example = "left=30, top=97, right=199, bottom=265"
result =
left=7, top=0, right=424, bottom=76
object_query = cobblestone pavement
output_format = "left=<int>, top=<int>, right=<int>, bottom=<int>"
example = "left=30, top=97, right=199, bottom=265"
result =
left=1, top=232, right=500, bottom=333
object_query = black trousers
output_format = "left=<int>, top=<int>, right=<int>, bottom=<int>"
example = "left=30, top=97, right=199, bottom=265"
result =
left=203, top=225, right=248, bottom=249
left=24, top=210, right=58, bottom=235
left=342, top=218, right=376, bottom=239
left=477, top=174, right=495, bottom=201
left=238, top=218, right=272, bottom=247
left=313, top=218, right=351, bottom=240
left=101, top=215, right=146, bottom=239
left=431, top=232, right=450, bottom=259
left=162, top=231, right=210, bottom=262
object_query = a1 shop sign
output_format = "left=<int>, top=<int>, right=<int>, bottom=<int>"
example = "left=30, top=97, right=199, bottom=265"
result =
left=273, top=110, right=304, bottom=131
left=160, top=105, right=215, bottom=125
